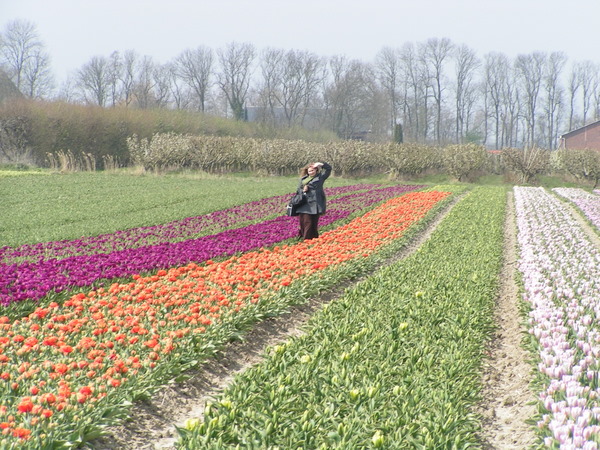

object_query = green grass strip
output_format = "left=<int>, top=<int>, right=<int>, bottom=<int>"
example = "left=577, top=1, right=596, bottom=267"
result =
left=178, top=186, right=506, bottom=449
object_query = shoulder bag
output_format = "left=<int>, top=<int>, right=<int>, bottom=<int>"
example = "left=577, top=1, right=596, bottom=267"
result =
left=286, top=192, right=306, bottom=216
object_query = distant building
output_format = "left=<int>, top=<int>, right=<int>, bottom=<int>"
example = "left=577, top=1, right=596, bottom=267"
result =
left=245, top=106, right=325, bottom=130
left=0, top=69, right=23, bottom=104
left=245, top=106, right=372, bottom=140
left=348, top=130, right=371, bottom=141
left=559, top=120, right=600, bottom=150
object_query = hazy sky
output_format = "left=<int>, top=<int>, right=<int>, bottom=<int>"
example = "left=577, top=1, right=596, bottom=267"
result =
left=2, top=0, right=599, bottom=84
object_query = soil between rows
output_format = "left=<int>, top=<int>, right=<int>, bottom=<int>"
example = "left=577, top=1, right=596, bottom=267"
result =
left=476, top=191, right=537, bottom=448
left=87, top=191, right=539, bottom=450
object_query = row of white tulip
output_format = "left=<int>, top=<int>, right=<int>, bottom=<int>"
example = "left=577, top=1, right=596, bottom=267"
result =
left=553, top=188, right=600, bottom=231
left=514, top=186, right=600, bottom=449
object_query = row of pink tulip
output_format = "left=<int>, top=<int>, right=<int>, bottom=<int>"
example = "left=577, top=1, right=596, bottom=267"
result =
left=514, top=186, right=600, bottom=448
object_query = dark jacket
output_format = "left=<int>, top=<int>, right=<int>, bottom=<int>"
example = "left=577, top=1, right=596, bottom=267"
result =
left=295, top=162, right=332, bottom=215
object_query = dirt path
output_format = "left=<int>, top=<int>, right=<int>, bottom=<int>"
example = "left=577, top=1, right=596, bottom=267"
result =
left=477, top=191, right=538, bottom=448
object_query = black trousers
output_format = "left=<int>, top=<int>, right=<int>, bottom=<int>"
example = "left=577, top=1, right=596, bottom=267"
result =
left=298, top=213, right=320, bottom=240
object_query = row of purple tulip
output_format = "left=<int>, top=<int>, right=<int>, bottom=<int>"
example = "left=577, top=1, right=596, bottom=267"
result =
left=554, top=188, right=600, bottom=232
left=0, top=184, right=423, bottom=306
left=514, top=186, right=600, bottom=448
left=0, top=184, right=378, bottom=265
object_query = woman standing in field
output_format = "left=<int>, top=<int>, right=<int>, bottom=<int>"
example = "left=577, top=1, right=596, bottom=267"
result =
left=295, top=161, right=332, bottom=240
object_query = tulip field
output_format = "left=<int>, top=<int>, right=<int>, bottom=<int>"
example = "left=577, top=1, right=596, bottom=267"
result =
left=176, top=185, right=505, bottom=449
left=1, top=172, right=600, bottom=449
left=1, top=183, right=422, bottom=305
left=515, top=187, right=600, bottom=448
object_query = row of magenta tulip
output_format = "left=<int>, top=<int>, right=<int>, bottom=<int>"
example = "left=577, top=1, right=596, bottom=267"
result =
left=0, top=188, right=453, bottom=447
left=0, top=184, right=423, bottom=306
left=177, top=186, right=506, bottom=448
left=514, top=186, right=600, bottom=448
left=0, top=184, right=378, bottom=265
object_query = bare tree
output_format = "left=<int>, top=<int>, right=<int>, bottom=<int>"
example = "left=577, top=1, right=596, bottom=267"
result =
left=22, top=46, right=53, bottom=98
left=323, top=56, right=375, bottom=139
left=256, top=48, right=325, bottom=128
left=298, top=51, right=325, bottom=127
left=277, top=51, right=307, bottom=126
left=503, top=64, right=521, bottom=148
left=480, top=72, right=491, bottom=147
left=167, top=62, right=192, bottom=110
left=0, top=19, right=38, bottom=90
left=594, top=75, right=600, bottom=122
left=419, top=38, right=453, bottom=145
left=121, top=50, right=138, bottom=107
left=56, top=75, right=77, bottom=103
left=578, top=60, right=597, bottom=125
left=398, top=42, right=428, bottom=142
left=376, top=47, right=401, bottom=134
left=482, top=53, right=507, bottom=148
left=256, top=48, right=285, bottom=124
left=323, top=55, right=347, bottom=136
left=106, top=51, right=123, bottom=107
left=11, top=20, right=600, bottom=150
left=362, top=65, right=389, bottom=140
left=566, top=62, right=581, bottom=132
left=462, top=79, right=481, bottom=142
left=453, top=44, right=480, bottom=143
left=153, top=63, right=173, bottom=108
left=515, top=52, right=546, bottom=148
left=277, top=49, right=323, bottom=127
left=77, top=55, right=110, bottom=106
left=216, top=42, right=255, bottom=120
left=541, top=52, right=566, bottom=149
left=134, top=55, right=156, bottom=109
left=0, top=19, right=53, bottom=97
left=176, top=46, right=213, bottom=112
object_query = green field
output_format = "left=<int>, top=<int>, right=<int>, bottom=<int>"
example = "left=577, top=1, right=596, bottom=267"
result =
left=0, top=171, right=361, bottom=247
